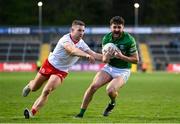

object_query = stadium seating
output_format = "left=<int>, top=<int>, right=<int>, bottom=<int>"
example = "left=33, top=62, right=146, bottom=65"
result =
left=0, top=42, right=40, bottom=62
left=148, top=43, right=180, bottom=70
left=0, top=31, right=179, bottom=72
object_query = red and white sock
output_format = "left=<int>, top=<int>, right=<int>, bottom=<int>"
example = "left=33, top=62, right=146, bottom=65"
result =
left=31, top=108, right=37, bottom=116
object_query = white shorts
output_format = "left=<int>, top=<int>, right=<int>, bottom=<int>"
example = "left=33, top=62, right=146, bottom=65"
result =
left=102, top=64, right=131, bottom=83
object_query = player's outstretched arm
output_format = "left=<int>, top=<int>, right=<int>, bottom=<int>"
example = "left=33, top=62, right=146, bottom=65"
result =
left=86, top=50, right=102, bottom=61
left=63, top=42, right=95, bottom=63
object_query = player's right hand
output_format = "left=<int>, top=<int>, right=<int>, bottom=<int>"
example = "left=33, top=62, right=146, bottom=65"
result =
left=86, top=54, right=95, bottom=64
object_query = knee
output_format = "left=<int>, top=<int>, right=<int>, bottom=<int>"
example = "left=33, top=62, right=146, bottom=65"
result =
left=42, top=89, right=51, bottom=97
left=89, top=84, right=99, bottom=92
left=106, top=87, right=117, bottom=97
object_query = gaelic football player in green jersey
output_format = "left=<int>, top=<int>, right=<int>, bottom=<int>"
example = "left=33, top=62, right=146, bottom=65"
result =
left=76, top=16, right=139, bottom=118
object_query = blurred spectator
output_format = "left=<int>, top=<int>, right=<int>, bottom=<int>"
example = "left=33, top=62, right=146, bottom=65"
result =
left=169, top=38, right=179, bottom=48
left=155, top=59, right=164, bottom=71
left=36, top=59, right=41, bottom=71
left=141, top=62, right=147, bottom=72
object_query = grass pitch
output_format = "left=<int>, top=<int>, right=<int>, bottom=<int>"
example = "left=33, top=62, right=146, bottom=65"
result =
left=0, top=71, right=180, bottom=123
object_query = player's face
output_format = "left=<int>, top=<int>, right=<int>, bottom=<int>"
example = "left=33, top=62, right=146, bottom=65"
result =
left=71, top=25, right=85, bottom=41
left=110, top=23, right=124, bottom=39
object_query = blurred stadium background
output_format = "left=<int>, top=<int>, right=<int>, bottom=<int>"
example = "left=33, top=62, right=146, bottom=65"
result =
left=0, top=0, right=180, bottom=123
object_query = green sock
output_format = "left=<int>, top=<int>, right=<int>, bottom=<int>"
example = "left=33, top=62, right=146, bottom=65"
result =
left=79, top=108, right=86, bottom=116
left=110, top=99, right=116, bottom=105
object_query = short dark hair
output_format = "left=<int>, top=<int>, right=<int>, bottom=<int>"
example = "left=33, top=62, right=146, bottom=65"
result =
left=110, top=16, right=125, bottom=25
left=72, top=20, right=85, bottom=26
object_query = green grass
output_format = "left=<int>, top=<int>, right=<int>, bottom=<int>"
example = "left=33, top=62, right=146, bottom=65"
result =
left=0, top=72, right=180, bottom=123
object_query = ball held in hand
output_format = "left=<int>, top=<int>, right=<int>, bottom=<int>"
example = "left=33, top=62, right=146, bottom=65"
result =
left=102, top=43, right=118, bottom=55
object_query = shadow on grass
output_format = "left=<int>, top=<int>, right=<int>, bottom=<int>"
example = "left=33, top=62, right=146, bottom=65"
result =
left=121, top=115, right=180, bottom=122
left=1, top=114, right=180, bottom=123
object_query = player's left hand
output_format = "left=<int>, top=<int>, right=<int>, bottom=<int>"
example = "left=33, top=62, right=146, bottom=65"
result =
left=108, top=47, right=115, bottom=56
left=104, top=47, right=114, bottom=58
left=114, top=49, right=123, bottom=59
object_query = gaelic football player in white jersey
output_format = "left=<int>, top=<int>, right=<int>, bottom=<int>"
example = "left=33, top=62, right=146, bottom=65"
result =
left=22, top=20, right=102, bottom=119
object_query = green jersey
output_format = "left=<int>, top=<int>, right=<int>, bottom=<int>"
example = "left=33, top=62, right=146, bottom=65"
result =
left=102, top=32, right=137, bottom=69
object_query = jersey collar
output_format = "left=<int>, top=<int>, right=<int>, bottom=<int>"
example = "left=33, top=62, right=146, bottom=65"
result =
left=70, top=34, right=79, bottom=44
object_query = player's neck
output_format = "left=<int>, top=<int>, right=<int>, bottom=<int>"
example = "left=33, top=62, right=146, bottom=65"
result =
left=112, top=32, right=123, bottom=40
left=70, top=34, right=79, bottom=44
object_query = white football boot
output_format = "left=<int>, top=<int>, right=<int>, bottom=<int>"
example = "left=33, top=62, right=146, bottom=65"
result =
left=22, top=85, right=31, bottom=97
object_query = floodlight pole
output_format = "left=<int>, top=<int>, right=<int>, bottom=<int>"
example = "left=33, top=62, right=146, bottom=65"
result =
left=38, top=1, right=43, bottom=42
left=134, top=3, right=139, bottom=28
left=134, top=3, right=140, bottom=42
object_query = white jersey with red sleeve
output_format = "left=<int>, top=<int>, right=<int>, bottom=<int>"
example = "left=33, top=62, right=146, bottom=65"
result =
left=48, top=33, right=90, bottom=73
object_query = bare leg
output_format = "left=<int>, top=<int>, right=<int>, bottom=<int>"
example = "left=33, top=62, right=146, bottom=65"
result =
left=76, top=71, right=112, bottom=118
left=106, top=76, right=125, bottom=101
left=22, top=73, right=48, bottom=97
left=103, top=76, right=125, bottom=116
left=29, top=72, right=48, bottom=91
left=81, top=71, right=112, bottom=109
left=31, top=75, right=62, bottom=115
